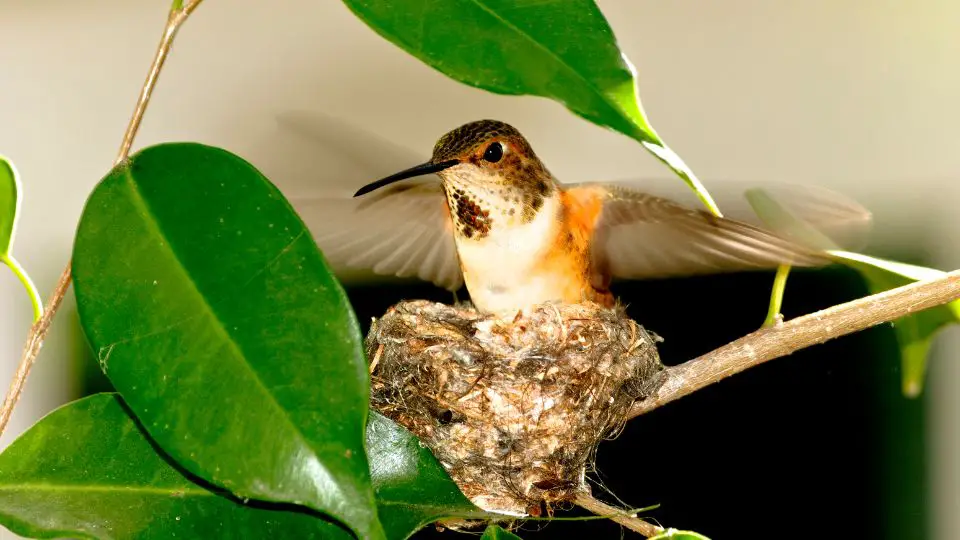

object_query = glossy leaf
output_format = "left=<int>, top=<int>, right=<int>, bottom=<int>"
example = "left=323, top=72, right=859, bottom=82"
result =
left=0, top=155, right=18, bottom=256
left=0, top=393, right=352, bottom=540
left=649, top=531, right=711, bottom=540
left=72, top=143, right=383, bottom=539
left=481, top=524, right=523, bottom=540
left=0, top=155, right=41, bottom=320
left=746, top=188, right=960, bottom=396
left=341, top=0, right=720, bottom=215
left=367, top=412, right=492, bottom=539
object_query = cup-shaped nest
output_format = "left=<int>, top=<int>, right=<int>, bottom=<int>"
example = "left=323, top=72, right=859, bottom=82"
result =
left=365, top=300, right=664, bottom=516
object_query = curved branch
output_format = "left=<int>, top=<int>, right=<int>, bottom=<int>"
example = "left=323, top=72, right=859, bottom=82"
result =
left=628, top=269, right=960, bottom=419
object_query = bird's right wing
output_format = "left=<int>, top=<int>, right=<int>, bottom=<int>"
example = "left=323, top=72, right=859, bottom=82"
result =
left=561, top=179, right=872, bottom=281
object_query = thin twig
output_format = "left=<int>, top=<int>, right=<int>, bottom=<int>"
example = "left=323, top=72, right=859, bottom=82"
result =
left=115, top=0, right=205, bottom=165
left=574, top=492, right=663, bottom=537
left=0, top=0, right=205, bottom=440
left=0, top=269, right=72, bottom=436
left=628, top=269, right=960, bottom=419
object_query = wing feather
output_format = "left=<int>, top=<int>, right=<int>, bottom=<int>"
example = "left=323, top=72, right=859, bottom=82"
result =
left=578, top=183, right=832, bottom=280
left=290, top=182, right=463, bottom=291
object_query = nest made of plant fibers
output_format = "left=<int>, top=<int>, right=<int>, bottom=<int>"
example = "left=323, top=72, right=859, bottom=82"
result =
left=365, top=299, right=665, bottom=517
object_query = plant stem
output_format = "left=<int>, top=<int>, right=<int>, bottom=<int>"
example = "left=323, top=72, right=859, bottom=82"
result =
left=0, top=0, right=206, bottom=441
left=116, top=0, right=205, bottom=166
left=574, top=493, right=663, bottom=537
left=1, top=254, right=42, bottom=322
left=0, top=268, right=71, bottom=437
left=762, top=263, right=791, bottom=327
left=628, top=269, right=960, bottom=419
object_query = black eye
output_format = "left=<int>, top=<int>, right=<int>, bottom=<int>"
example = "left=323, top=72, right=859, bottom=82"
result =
left=483, top=142, right=504, bottom=163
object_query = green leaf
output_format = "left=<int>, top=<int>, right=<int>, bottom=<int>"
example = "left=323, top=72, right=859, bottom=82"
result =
left=0, top=393, right=352, bottom=540
left=481, top=524, right=523, bottom=540
left=341, top=0, right=720, bottom=215
left=649, top=531, right=711, bottom=540
left=367, top=412, right=492, bottom=539
left=0, top=155, right=41, bottom=321
left=0, top=155, right=19, bottom=256
left=829, top=251, right=960, bottom=397
left=745, top=188, right=960, bottom=396
left=72, top=143, right=383, bottom=539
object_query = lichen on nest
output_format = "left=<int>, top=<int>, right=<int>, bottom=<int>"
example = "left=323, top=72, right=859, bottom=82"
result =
left=365, top=299, right=665, bottom=517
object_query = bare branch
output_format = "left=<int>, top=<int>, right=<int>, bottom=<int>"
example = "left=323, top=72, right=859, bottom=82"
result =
left=574, top=492, right=663, bottom=537
left=0, top=269, right=72, bottom=436
left=0, top=0, right=206, bottom=440
left=116, top=0, right=206, bottom=165
left=628, top=269, right=960, bottom=419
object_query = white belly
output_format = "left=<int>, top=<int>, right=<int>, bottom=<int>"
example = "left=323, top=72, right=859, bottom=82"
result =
left=454, top=196, right=563, bottom=315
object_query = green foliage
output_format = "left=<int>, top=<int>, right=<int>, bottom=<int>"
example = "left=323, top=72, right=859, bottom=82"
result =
left=71, top=143, right=383, bottom=539
left=0, top=393, right=352, bottom=540
left=0, top=156, right=18, bottom=257
left=0, top=392, right=489, bottom=540
left=0, top=155, right=41, bottom=321
left=341, top=0, right=720, bottom=215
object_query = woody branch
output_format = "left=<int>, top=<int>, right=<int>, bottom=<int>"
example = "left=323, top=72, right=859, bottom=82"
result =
left=627, top=269, right=960, bottom=420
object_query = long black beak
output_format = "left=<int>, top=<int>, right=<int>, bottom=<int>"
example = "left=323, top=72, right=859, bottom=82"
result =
left=353, top=159, right=459, bottom=197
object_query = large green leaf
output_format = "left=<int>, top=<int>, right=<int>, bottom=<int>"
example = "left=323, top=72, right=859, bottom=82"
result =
left=367, top=412, right=492, bottom=539
left=341, top=0, right=720, bottom=215
left=0, top=393, right=352, bottom=540
left=0, top=155, right=41, bottom=320
left=746, top=188, right=960, bottom=396
left=72, top=143, right=383, bottom=539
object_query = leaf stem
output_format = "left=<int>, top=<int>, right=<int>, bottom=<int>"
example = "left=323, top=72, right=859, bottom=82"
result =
left=628, top=269, right=960, bottom=419
left=116, top=0, right=205, bottom=165
left=1, top=254, right=42, bottom=322
left=762, top=264, right=791, bottom=327
left=0, top=0, right=206, bottom=441
left=573, top=493, right=663, bottom=537
left=0, top=268, right=71, bottom=437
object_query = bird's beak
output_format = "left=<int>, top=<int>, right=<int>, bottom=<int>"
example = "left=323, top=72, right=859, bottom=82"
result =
left=353, top=159, right=460, bottom=197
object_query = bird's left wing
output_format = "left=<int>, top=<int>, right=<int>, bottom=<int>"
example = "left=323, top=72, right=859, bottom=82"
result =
left=566, top=182, right=838, bottom=281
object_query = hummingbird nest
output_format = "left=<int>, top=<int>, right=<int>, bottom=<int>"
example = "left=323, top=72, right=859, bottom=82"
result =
left=364, top=299, right=665, bottom=516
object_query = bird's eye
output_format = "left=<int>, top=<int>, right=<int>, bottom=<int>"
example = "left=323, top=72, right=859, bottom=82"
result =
left=483, top=141, right=504, bottom=163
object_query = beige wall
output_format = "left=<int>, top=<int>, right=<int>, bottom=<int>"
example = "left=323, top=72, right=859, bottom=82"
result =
left=1, top=1, right=957, bottom=538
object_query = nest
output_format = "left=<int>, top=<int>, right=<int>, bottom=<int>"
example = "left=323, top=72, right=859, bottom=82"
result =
left=365, top=300, right=665, bottom=516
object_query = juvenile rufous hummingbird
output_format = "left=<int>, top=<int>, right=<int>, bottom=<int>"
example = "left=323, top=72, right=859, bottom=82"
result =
left=307, top=119, right=866, bottom=316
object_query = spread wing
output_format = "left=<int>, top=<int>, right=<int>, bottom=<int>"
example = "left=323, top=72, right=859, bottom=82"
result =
left=574, top=181, right=871, bottom=281
left=293, top=182, right=463, bottom=291
left=591, top=177, right=873, bottom=252
left=259, top=111, right=463, bottom=290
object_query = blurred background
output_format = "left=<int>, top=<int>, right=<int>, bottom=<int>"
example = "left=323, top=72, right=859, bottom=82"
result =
left=1, top=1, right=958, bottom=538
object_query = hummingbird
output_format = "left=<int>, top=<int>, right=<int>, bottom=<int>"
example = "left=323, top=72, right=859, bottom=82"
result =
left=291, top=118, right=870, bottom=317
